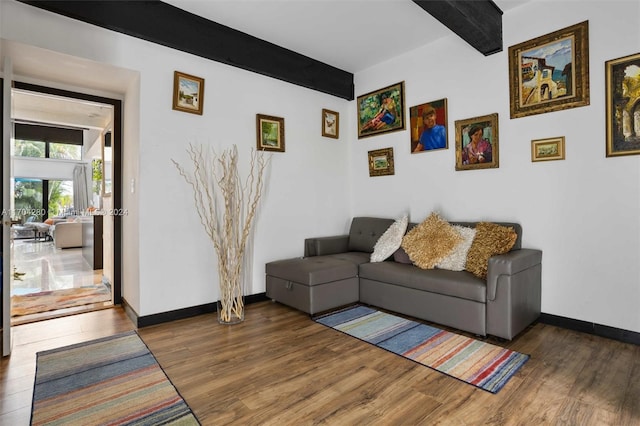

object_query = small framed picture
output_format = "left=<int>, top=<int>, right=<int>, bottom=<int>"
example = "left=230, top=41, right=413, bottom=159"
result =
left=409, top=98, right=448, bottom=153
left=605, top=52, right=640, bottom=157
left=357, top=82, right=406, bottom=139
left=322, top=109, right=339, bottom=139
left=172, top=71, right=204, bottom=115
left=531, top=137, right=565, bottom=162
left=368, top=147, right=395, bottom=177
left=455, top=113, right=499, bottom=171
left=256, top=114, right=285, bottom=152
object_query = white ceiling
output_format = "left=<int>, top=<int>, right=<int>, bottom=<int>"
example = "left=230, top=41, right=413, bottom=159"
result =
left=164, top=0, right=529, bottom=73
left=8, top=0, right=529, bottom=133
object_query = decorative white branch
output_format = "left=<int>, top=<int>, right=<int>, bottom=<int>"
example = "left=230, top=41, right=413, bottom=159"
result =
left=173, top=144, right=269, bottom=323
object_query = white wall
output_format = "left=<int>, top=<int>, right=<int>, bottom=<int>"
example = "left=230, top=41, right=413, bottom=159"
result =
left=0, top=0, right=351, bottom=316
left=2, top=0, right=638, bottom=333
left=350, top=0, right=640, bottom=332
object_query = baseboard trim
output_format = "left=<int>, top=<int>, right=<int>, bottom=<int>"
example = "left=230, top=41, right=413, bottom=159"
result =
left=539, top=313, right=640, bottom=346
left=122, top=293, right=270, bottom=328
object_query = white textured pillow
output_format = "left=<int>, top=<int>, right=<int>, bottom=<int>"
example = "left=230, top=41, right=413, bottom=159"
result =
left=370, top=215, right=409, bottom=262
left=436, top=225, right=476, bottom=271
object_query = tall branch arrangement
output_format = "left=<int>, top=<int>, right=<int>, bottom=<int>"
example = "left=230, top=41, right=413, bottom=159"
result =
left=173, top=144, right=268, bottom=323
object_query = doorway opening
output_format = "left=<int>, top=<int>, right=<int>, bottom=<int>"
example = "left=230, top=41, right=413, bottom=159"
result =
left=9, top=82, right=122, bottom=324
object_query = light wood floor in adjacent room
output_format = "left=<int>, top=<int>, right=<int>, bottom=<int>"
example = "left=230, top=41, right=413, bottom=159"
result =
left=1, top=301, right=639, bottom=425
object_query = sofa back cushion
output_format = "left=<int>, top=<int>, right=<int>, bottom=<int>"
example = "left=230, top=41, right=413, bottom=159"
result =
left=348, top=217, right=395, bottom=253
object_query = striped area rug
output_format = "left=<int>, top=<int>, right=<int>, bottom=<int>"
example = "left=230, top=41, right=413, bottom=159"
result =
left=315, top=305, right=529, bottom=394
left=31, top=331, right=199, bottom=425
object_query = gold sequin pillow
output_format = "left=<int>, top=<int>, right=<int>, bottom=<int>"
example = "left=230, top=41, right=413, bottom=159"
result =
left=401, top=212, right=462, bottom=269
left=465, top=222, right=518, bottom=279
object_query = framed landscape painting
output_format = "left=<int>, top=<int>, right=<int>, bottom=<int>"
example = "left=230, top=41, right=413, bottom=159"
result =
left=357, top=82, right=406, bottom=139
left=605, top=52, right=640, bottom=157
left=531, top=136, right=565, bottom=162
left=455, top=113, right=499, bottom=171
left=172, top=71, right=204, bottom=115
left=508, top=21, right=589, bottom=119
left=256, top=114, right=285, bottom=152
left=368, top=147, right=395, bottom=177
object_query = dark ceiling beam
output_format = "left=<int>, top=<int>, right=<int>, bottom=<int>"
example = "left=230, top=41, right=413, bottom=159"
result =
left=412, top=0, right=503, bottom=56
left=18, top=0, right=355, bottom=100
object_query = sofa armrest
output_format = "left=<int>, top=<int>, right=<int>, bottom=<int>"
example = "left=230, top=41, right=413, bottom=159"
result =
left=486, top=249, right=542, bottom=340
left=486, top=249, right=542, bottom=301
left=304, top=235, right=349, bottom=257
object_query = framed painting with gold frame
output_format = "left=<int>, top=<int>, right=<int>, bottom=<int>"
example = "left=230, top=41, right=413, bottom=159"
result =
left=531, top=136, right=565, bottom=162
left=256, top=114, right=285, bottom=152
left=172, top=71, right=204, bottom=115
left=357, top=82, right=406, bottom=139
left=605, top=51, right=640, bottom=157
left=321, top=109, right=339, bottom=139
left=508, top=21, right=589, bottom=119
left=455, top=113, right=499, bottom=171
left=368, top=147, right=394, bottom=177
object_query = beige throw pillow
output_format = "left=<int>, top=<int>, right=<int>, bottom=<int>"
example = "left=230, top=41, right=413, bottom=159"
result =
left=436, top=225, right=476, bottom=271
left=465, top=222, right=517, bottom=279
left=401, top=212, right=462, bottom=269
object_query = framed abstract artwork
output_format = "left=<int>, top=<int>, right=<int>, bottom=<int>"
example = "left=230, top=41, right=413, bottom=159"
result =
left=605, top=52, right=640, bottom=157
left=322, top=109, right=339, bottom=139
left=256, top=114, right=285, bottom=152
left=357, top=82, right=406, bottom=139
left=172, top=71, right=205, bottom=115
left=409, top=98, right=448, bottom=153
left=531, top=136, right=565, bottom=162
left=455, top=113, right=499, bottom=171
left=508, top=21, right=590, bottom=119
left=368, top=147, right=395, bottom=177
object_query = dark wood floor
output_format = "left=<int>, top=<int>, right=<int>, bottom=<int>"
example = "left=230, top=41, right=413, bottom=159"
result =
left=2, top=301, right=639, bottom=425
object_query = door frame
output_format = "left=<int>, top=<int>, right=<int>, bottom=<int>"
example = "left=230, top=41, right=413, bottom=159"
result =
left=12, top=82, right=123, bottom=306
left=1, top=73, right=11, bottom=356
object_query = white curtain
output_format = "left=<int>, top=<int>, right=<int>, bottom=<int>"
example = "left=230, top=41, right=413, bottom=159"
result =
left=73, top=164, right=89, bottom=212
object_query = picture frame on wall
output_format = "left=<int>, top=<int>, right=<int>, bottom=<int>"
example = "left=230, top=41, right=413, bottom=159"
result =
left=508, top=21, right=590, bottom=119
left=172, top=71, right=205, bottom=115
left=322, top=109, right=339, bottom=139
left=605, top=52, right=640, bottom=157
left=256, top=114, right=285, bottom=152
left=409, top=98, right=448, bottom=153
left=368, top=147, right=395, bottom=177
left=357, top=82, right=406, bottom=139
left=531, top=136, right=565, bottom=162
left=455, top=113, right=499, bottom=171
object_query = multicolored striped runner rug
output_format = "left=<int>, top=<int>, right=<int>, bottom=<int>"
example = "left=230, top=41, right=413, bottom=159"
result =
left=315, top=305, right=529, bottom=394
left=31, top=331, right=200, bottom=425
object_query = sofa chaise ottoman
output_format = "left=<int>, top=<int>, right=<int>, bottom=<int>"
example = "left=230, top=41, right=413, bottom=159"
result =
left=265, top=256, right=360, bottom=315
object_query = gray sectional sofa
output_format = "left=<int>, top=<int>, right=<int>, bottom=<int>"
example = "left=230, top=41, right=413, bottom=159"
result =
left=266, top=217, right=542, bottom=340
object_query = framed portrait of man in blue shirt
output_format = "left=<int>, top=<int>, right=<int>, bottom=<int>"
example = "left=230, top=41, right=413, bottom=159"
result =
left=409, top=98, right=448, bottom=153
